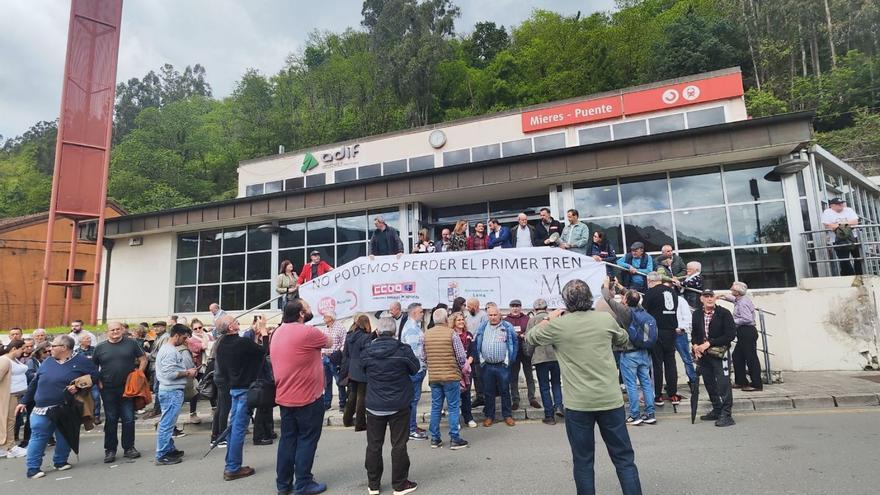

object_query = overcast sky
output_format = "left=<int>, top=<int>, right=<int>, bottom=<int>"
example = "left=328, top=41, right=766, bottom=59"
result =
left=0, top=0, right=616, bottom=141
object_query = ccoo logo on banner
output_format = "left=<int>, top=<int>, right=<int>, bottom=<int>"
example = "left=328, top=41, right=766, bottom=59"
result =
left=299, top=247, right=607, bottom=319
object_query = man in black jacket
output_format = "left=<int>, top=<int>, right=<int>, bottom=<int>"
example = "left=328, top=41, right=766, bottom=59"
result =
left=691, top=289, right=737, bottom=427
left=362, top=317, right=420, bottom=495
left=215, top=317, right=268, bottom=481
left=642, top=272, right=680, bottom=407
left=369, top=215, right=404, bottom=257
left=534, top=208, right=563, bottom=246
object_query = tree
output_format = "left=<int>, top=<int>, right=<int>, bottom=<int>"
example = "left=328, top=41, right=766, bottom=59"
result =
left=745, top=88, right=789, bottom=118
left=462, top=21, right=509, bottom=68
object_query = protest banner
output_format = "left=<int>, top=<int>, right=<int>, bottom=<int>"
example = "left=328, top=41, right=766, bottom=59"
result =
left=299, top=247, right=606, bottom=319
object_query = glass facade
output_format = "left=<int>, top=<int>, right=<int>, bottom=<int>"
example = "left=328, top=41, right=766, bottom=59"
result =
left=573, top=161, right=796, bottom=289
left=174, top=208, right=400, bottom=313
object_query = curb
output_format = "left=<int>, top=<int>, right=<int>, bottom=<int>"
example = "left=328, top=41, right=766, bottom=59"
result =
left=131, top=393, right=880, bottom=431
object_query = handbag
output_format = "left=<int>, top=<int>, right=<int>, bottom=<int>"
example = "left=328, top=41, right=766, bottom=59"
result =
left=196, top=369, right=216, bottom=400
left=246, top=379, right=276, bottom=409
left=706, top=345, right=729, bottom=359
left=329, top=349, right=343, bottom=366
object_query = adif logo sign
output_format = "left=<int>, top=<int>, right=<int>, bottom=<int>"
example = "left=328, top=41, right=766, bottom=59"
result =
left=372, top=282, right=416, bottom=296
left=301, top=153, right=319, bottom=173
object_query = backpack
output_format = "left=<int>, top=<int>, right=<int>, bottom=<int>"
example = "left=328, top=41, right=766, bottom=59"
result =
left=627, top=308, right=658, bottom=349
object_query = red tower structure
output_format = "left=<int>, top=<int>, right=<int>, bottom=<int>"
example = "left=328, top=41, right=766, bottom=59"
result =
left=38, top=0, right=124, bottom=327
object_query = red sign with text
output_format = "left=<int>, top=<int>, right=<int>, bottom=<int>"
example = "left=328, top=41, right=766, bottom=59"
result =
left=521, top=96, right=623, bottom=133
left=520, top=72, right=743, bottom=133
left=621, top=72, right=744, bottom=115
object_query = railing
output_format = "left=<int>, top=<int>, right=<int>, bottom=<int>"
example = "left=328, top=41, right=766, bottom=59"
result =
left=756, top=308, right=775, bottom=385
left=801, top=224, right=880, bottom=277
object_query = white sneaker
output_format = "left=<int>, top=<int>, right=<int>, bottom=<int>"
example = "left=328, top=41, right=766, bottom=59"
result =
left=189, top=413, right=201, bottom=424
left=7, top=446, right=27, bottom=458
left=0, top=448, right=8, bottom=457
left=467, top=420, right=477, bottom=428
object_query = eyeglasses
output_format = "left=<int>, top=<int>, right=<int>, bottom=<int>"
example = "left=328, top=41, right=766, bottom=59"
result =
left=192, top=326, right=203, bottom=330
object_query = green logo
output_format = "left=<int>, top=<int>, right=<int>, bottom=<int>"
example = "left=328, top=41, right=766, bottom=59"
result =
left=301, top=152, right=319, bottom=173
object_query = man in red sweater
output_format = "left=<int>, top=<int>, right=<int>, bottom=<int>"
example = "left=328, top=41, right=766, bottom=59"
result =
left=298, top=251, right=333, bottom=285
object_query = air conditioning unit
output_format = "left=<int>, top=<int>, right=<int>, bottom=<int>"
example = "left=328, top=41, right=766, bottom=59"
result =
left=129, top=236, right=143, bottom=246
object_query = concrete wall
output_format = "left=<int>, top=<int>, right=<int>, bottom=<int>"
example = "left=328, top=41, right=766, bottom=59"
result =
left=105, top=232, right=174, bottom=321
left=746, top=276, right=880, bottom=372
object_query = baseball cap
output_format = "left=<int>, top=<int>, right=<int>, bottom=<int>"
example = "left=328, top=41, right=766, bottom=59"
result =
left=701, top=289, right=715, bottom=297
left=509, top=299, right=522, bottom=307
left=829, top=198, right=845, bottom=205
left=630, top=241, right=645, bottom=251
left=309, top=250, right=321, bottom=256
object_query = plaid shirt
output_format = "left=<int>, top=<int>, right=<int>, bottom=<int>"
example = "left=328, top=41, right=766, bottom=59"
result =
left=703, top=309, right=715, bottom=339
left=480, top=323, right=509, bottom=364
left=322, top=322, right=346, bottom=356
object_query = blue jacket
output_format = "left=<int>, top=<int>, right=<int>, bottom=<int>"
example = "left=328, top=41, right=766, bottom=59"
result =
left=21, top=353, right=98, bottom=408
left=617, top=254, right=653, bottom=289
left=488, top=227, right=512, bottom=249
left=362, top=336, right=420, bottom=412
left=474, top=320, right=518, bottom=366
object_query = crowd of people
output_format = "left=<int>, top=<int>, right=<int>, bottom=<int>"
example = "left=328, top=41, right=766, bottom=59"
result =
left=0, top=205, right=787, bottom=495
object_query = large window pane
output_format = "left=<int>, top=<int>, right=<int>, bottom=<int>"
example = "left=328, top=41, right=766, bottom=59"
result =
left=502, top=138, right=533, bottom=157
left=247, top=252, right=272, bottom=280
left=443, top=149, right=470, bottom=166
left=613, top=120, right=647, bottom=139
left=176, top=259, right=197, bottom=286
left=383, top=160, right=407, bottom=175
left=409, top=155, right=434, bottom=172
left=574, top=181, right=619, bottom=218
left=279, top=248, right=305, bottom=272
left=687, top=107, right=725, bottom=128
left=265, top=180, right=283, bottom=193
left=279, top=221, right=305, bottom=248
left=359, top=164, right=381, bottom=179
left=221, top=283, right=245, bottom=311
left=534, top=133, right=565, bottom=152
left=285, top=177, right=304, bottom=191
left=222, top=229, right=246, bottom=254
left=338, top=242, right=366, bottom=266
left=222, top=255, right=245, bottom=282
left=307, top=245, right=335, bottom=266
left=175, top=287, right=196, bottom=313
left=337, top=213, right=367, bottom=242
left=305, top=173, right=326, bottom=187
left=579, top=126, right=611, bottom=145
left=670, top=169, right=724, bottom=208
left=197, top=285, right=219, bottom=312
left=735, top=246, right=796, bottom=288
left=620, top=176, right=670, bottom=213
left=681, top=249, right=735, bottom=290
left=584, top=217, right=623, bottom=254
left=623, top=212, right=674, bottom=252
left=335, top=168, right=357, bottom=183
left=674, top=208, right=730, bottom=248
left=247, top=225, right=271, bottom=251
left=245, top=184, right=263, bottom=197
left=472, top=143, right=500, bottom=162
left=724, top=164, right=784, bottom=203
left=200, top=230, right=222, bottom=256
left=307, top=216, right=335, bottom=245
left=489, top=195, right=550, bottom=218
left=246, top=282, right=271, bottom=310
left=198, top=257, right=221, bottom=284
left=729, top=202, right=789, bottom=245
left=649, top=114, right=685, bottom=134
left=177, top=233, right=199, bottom=259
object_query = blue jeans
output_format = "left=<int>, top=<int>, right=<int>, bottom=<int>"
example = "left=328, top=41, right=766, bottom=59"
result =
left=155, top=389, right=183, bottom=459
left=91, top=387, right=102, bottom=419
left=481, top=362, right=512, bottom=420
left=26, top=411, right=72, bottom=475
left=276, top=399, right=325, bottom=494
left=535, top=361, right=563, bottom=418
left=225, top=388, right=249, bottom=472
left=101, top=387, right=135, bottom=452
left=409, top=370, right=425, bottom=432
left=564, top=407, right=642, bottom=495
left=428, top=381, right=462, bottom=442
left=323, top=356, right=347, bottom=409
left=674, top=332, right=697, bottom=383
left=619, top=350, right=655, bottom=419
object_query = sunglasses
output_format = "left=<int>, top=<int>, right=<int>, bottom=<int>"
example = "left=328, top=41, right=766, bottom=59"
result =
left=192, top=326, right=203, bottom=330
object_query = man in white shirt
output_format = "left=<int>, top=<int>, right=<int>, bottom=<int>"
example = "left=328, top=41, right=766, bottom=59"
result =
left=513, top=213, right=537, bottom=248
left=821, top=198, right=862, bottom=275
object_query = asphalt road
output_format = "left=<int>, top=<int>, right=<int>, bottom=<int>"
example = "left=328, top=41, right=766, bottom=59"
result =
left=1, top=408, right=878, bottom=494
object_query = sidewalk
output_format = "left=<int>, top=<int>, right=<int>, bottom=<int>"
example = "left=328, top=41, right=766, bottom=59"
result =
left=136, top=371, right=880, bottom=431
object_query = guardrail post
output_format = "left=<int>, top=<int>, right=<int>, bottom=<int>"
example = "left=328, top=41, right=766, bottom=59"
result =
left=758, top=309, right=772, bottom=385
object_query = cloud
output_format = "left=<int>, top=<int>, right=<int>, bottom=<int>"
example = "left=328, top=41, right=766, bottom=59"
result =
left=0, top=0, right=615, bottom=140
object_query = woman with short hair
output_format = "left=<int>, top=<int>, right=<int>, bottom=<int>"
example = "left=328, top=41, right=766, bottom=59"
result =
left=723, top=281, right=762, bottom=391
left=276, top=260, right=299, bottom=309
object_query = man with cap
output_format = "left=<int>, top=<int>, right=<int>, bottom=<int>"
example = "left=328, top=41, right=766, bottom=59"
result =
left=691, top=289, right=737, bottom=427
left=821, top=198, right=863, bottom=276
left=616, top=242, right=653, bottom=291
left=298, top=250, right=334, bottom=285
left=504, top=300, right=538, bottom=411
